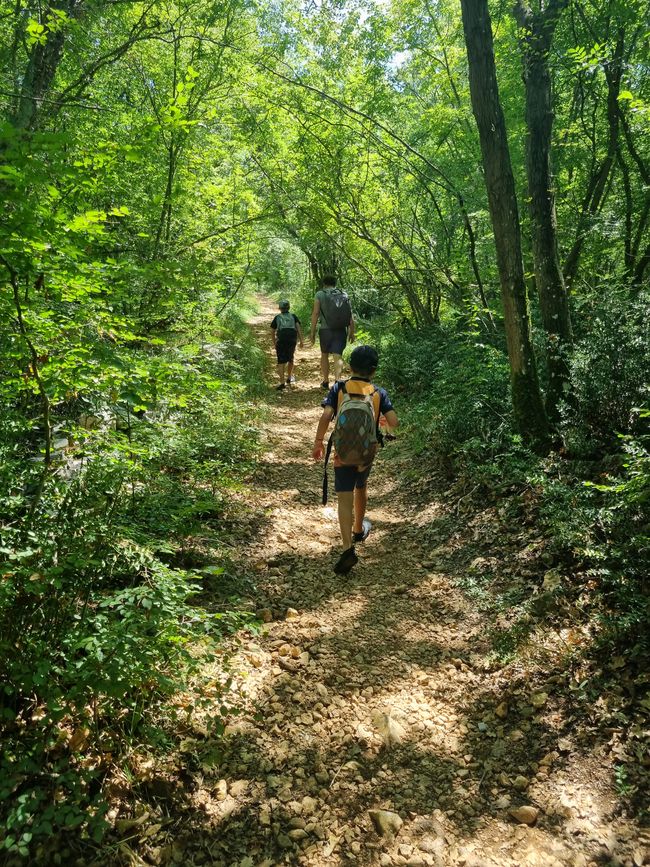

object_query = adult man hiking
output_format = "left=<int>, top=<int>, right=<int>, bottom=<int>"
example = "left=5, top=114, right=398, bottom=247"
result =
left=310, top=275, right=355, bottom=390
left=312, top=345, right=398, bottom=574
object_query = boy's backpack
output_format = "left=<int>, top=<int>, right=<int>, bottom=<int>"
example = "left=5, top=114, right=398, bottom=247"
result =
left=320, top=288, right=352, bottom=330
left=322, top=381, right=382, bottom=505
left=276, top=312, right=297, bottom=335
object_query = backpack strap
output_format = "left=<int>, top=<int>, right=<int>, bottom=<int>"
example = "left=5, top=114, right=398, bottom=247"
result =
left=323, top=382, right=346, bottom=506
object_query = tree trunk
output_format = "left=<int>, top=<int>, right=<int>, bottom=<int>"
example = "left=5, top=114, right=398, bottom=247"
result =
left=460, top=0, right=550, bottom=452
left=11, top=0, right=81, bottom=130
left=515, top=0, right=572, bottom=421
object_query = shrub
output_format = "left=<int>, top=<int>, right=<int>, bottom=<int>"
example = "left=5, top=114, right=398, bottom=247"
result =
left=379, top=325, right=512, bottom=472
left=560, top=287, right=650, bottom=455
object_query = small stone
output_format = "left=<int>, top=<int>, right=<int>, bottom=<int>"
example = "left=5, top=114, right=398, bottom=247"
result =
left=530, top=692, right=548, bottom=709
left=229, top=779, right=248, bottom=796
left=289, top=817, right=306, bottom=829
left=288, top=828, right=308, bottom=841
left=543, top=569, right=562, bottom=591
left=285, top=607, right=299, bottom=619
left=477, top=722, right=488, bottom=732
left=277, top=833, right=293, bottom=848
left=369, top=809, right=403, bottom=838
left=539, top=751, right=558, bottom=767
left=509, top=805, right=539, bottom=825
left=495, top=702, right=509, bottom=719
left=513, top=775, right=529, bottom=791
left=214, top=779, right=227, bottom=801
left=302, top=796, right=318, bottom=814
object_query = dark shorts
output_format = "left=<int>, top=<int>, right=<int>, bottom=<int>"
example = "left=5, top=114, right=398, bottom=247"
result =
left=334, top=464, right=372, bottom=492
left=276, top=335, right=297, bottom=364
left=319, top=327, right=347, bottom=355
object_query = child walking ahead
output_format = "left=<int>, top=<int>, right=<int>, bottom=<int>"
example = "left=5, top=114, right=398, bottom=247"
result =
left=312, top=345, right=398, bottom=574
left=271, top=299, right=304, bottom=389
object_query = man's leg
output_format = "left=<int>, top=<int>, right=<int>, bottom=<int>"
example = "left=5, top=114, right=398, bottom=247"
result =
left=320, top=352, right=330, bottom=384
left=332, top=353, right=343, bottom=380
left=277, top=362, right=286, bottom=384
left=287, top=359, right=294, bottom=381
left=337, top=491, right=354, bottom=551
left=353, top=485, right=368, bottom=534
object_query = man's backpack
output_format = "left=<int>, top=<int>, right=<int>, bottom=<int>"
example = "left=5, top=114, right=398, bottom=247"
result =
left=319, top=288, right=352, bottom=330
left=276, top=312, right=297, bottom=336
left=322, top=382, right=381, bottom=505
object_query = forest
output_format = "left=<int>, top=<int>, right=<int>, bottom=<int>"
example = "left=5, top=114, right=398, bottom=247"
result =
left=0, top=0, right=648, bottom=862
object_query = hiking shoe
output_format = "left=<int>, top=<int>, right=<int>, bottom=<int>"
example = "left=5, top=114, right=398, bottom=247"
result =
left=334, top=546, right=358, bottom=574
left=276, top=382, right=286, bottom=390
left=288, top=375, right=296, bottom=384
left=321, top=381, right=329, bottom=390
left=353, top=518, right=372, bottom=544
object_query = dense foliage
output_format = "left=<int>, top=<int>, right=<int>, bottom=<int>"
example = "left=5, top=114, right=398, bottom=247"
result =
left=1, top=0, right=648, bottom=857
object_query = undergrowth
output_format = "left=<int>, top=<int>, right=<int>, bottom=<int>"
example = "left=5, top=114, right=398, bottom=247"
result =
left=0, top=298, right=265, bottom=862
left=376, top=291, right=649, bottom=655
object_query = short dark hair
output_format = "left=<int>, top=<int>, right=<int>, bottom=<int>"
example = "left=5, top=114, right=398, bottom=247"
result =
left=350, top=345, right=379, bottom=376
left=322, top=274, right=337, bottom=287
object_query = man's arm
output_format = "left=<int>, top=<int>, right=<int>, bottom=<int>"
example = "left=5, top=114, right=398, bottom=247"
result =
left=310, top=299, right=320, bottom=343
left=348, top=313, right=355, bottom=344
left=312, top=406, right=334, bottom=461
left=271, top=324, right=277, bottom=347
left=296, top=322, right=305, bottom=347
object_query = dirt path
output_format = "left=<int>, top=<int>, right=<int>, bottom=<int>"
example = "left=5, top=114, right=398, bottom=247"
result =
left=161, top=299, right=647, bottom=867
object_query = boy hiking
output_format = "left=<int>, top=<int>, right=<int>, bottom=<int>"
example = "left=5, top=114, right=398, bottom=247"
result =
left=310, top=275, right=355, bottom=390
left=271, top=299, right=304, bottom=390
left=312, top=345, right=398, bottom=574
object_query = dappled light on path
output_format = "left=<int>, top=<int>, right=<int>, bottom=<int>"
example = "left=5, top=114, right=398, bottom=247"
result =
left=138, top=298, right=648, bottom=867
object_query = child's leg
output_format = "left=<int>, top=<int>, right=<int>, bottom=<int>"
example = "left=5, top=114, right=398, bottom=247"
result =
left=320, top=352, right=330, bottom=384
left=332, top=353, right=343, bottom=380
left=353, top=485, right=368, bottom=534
left=337, top=491, right=354, bottom=550
left=287, top=342, right=296, bottom=380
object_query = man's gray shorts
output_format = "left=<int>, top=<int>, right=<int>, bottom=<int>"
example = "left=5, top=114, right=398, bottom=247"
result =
left=319, top=327, right=347, bottom=354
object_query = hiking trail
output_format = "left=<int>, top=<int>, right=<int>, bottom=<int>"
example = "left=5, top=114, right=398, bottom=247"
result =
left=150, top=298, right=646, bottom=867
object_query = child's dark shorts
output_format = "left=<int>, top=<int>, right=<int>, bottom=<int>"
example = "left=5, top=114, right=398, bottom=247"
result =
left=334, top=464, right=372, bottom=492
left=276, top=334, right=297, bottom=364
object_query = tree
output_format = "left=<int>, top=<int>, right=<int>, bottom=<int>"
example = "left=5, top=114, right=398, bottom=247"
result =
left=514, top=0, right=573, bottom=420
left=460, top=0, right=550, bottom=451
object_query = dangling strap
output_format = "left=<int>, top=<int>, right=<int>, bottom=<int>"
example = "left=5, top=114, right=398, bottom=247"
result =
left=322, top=435, right=335, bottom=505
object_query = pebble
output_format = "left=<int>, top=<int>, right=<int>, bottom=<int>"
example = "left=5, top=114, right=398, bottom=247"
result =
left=369, top=809, right=403, bottom=837
left=509, top=805, right=540, bottom=825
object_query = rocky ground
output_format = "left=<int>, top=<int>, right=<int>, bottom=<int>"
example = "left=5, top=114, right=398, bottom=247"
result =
left=112, top=300, right=649, bottom=867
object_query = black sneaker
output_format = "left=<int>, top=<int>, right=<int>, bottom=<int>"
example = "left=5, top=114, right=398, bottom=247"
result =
left=276, top=383, right=286, bottom=390
left=353, top=518, right=372, bottom=544
left=320, top=381, right=329, bottom=390
left=334, top=546, right=358, bottom=574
